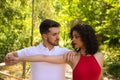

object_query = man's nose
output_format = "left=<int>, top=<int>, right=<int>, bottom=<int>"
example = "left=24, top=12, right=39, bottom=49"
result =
left=56, top=34, right=59, bottom=39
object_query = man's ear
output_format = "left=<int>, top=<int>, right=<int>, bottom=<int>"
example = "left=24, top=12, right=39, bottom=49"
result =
left=42, top=34, right=47, bottom=40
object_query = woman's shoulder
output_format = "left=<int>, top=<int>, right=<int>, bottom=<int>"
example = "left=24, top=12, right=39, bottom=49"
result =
left=94, top=52, right=104, bottom=67
left=94, top=52, right=103, bottom=59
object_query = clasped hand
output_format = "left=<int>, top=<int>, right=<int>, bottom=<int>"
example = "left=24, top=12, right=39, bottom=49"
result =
left=4, top=52, right=19, bottom=65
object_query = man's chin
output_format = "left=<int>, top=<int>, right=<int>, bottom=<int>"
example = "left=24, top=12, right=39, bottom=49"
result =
left=54, top=44, right=59, bottom=46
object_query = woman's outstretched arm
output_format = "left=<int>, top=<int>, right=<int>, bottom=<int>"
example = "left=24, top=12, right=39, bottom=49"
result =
left=10, top=51, right=76, bottom=65
left=18, top=54, right=66, bottom=64
left=10, top=51, right=74, bottom=64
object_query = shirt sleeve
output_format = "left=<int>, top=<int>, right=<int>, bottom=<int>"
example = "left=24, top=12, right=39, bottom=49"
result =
left=59, top=48, right=71, bottom=55
left=17, top=46, right=34, bottom=57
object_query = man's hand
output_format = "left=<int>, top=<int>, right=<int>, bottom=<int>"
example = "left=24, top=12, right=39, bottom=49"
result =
left=4, top=52, right=19, bottom=65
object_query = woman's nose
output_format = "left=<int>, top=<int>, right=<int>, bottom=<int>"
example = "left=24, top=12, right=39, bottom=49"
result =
left=72, top=38, right=75, bottom=42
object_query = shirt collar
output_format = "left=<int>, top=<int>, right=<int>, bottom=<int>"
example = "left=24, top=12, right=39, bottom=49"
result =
left=39, top=43, right=58, bottom=51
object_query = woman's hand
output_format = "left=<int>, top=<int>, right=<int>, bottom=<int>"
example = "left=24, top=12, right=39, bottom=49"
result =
left=64, top=51, right=77, bottom=63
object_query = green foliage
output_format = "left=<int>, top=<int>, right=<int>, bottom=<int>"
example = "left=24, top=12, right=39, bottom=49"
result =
left=107, top=63, right=120, bottom=78
left=100, top=45, right=120, bottom=78
left=51, top=0, right=120, bottom=46
left=0, top=1, right=120, bottom=79
left=95, top=0, right=120, bottom=45
left=0, top=0, right=31, bottom=62
left=32, top=0, right=120, bottom=48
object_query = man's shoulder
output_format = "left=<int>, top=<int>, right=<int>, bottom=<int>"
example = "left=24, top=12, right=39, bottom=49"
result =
left=56, top=46, right=68, bottom=50
left=20, top=43, right=41, bottom=50
left=55, top=46, right=70, bottom=52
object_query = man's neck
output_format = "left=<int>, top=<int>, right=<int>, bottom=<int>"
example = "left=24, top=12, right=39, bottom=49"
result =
left=43, top=42, right=54, bottom=50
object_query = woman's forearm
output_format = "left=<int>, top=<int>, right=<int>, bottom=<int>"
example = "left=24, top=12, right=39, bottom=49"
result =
left=18, top=55, right=66, bottom=64
left=18, top=55, right=45, bottom=62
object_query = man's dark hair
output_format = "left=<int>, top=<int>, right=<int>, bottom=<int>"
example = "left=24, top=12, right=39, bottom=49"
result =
left=39, top=19, right=60, bottom=34
left=70, top=24, right=99, bottom=55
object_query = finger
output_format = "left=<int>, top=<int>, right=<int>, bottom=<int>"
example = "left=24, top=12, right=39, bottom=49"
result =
left=70, top=52, right=74, bottom=62
left=65, top=53, right=69, bottom=62
left=69, top=52, right=72, bottom=62
left=69, top=51, right=76, bottom=62
left=5, top=55, right=9, bottom=61
left=10, top=60, right=18, bottom=65
left=71, top=51, right=76, bottom=60
left=67, top=52, right=72, bottom=62
left=5, top=54, right=12, bottom=61
left=5, top=56, right=10, bottom=62
left=64, top=52, right=69, bottom=62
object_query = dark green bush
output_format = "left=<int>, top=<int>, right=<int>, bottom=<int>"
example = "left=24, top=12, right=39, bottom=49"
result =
left=107, top=63, right=120, bottom=78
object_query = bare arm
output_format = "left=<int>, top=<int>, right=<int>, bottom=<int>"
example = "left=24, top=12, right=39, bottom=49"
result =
left=94, top=53, right=104, bottom=80
left=99, top=54, right=104, bottom=80
left=12, top=51, right=76, bottom=65
left=18, top=54, right=66, bottom=64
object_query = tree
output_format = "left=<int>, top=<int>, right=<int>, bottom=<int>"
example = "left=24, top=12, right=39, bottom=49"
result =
left=0, top=0, right=32, bottom=62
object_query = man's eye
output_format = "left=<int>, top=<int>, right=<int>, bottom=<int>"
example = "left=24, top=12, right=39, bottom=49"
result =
left=52, top=34, right=56, bottom=36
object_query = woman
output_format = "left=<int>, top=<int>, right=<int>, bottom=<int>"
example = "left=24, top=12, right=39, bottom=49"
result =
left=13, top=24, right=104, bottom=80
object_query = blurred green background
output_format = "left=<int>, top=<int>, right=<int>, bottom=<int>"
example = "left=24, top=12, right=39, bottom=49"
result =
left=0, top=0, right=120, bottom=79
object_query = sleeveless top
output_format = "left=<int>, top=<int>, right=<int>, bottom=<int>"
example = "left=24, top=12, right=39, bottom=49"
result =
left=73, top=54, right=101, bottom=80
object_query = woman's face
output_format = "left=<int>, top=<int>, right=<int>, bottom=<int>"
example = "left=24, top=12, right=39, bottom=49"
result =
left=71, top=31, right=84, bottom=49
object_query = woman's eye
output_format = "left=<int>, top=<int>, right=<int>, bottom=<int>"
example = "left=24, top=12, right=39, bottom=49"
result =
left=71, top=35, right=80, bottom=39
left=75, top=36, right=80, bottom=38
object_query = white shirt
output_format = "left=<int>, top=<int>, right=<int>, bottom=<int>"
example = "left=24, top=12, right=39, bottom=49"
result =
left=17, top=43, right=69, bottom=80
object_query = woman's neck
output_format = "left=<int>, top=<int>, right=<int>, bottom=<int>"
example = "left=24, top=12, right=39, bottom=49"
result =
left=80, top=49, right=86, bottom=55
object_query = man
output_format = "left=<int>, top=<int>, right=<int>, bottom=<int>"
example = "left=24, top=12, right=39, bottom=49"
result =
left=5, top=19, right=69, bottom=80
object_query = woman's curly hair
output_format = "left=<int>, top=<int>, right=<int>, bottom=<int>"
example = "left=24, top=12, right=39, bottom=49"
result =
left=70, top=24, right=99, bottom=55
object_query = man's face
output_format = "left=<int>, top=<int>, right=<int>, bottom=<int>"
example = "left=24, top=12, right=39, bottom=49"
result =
left=44, top=27, right=60, bottom=46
